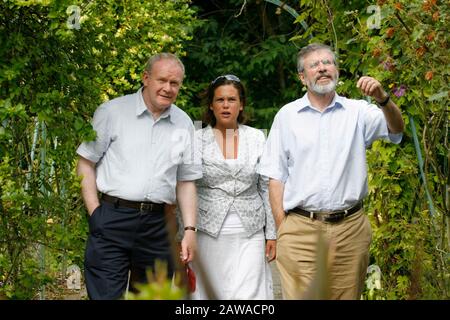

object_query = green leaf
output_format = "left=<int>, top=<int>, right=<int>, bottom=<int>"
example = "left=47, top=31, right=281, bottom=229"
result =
left=428, top=91, right=449, bottom=102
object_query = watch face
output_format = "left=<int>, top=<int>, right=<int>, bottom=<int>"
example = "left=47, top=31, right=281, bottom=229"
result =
left=379, top=95, right=390, bottom=106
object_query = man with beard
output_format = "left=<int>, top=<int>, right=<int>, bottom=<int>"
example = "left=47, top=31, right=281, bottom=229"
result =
left=258, top=43, right=404, bottom=299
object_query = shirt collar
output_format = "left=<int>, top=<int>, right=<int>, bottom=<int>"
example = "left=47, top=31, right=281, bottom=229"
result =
left=136, top=87, right=175, bottom=123
left=297, top=92, right=344, bottom=112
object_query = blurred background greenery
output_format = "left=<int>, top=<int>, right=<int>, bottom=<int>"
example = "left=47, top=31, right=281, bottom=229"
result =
left=0, top=0, right=448, bottom=299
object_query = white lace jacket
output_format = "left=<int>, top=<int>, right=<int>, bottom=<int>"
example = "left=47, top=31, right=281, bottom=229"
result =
left=178, top=124, right=276, bottom=240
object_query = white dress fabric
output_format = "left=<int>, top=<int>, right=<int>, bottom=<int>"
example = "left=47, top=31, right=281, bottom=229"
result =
left=191, top=227, right=274, bottom=300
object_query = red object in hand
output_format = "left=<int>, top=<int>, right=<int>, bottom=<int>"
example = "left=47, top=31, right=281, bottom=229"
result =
left=185, top=264, right=196, bottom=293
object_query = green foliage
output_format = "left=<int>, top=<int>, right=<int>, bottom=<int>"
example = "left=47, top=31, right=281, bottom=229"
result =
left=360, top=0, right=448, bottom=299
left=0, top=0, right=196, bottom=299
left=124, top=261, right=186, bottom=300
left=181, top=0, right=305, bottom=128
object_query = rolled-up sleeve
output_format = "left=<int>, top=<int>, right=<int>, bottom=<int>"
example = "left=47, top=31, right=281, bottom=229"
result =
left=177, top=126, right=202, bottom=181
left=362, top=102, right=403, bottom=146
left=257, top=112, right=288, bottom=183
left=76, top=103, right=111, bottom=163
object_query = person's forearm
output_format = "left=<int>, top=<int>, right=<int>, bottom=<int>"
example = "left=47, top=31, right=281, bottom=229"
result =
left=269, top=178, right=285, bottom=229
left=176, top=180, right=197, bottom=228
left=356, top=76, right=405, bottom=134
left=77, top=156, right=99, bottom=215
left=380, top=99, right=405, bottom=134
left=176, top=180, right=197, bottom=263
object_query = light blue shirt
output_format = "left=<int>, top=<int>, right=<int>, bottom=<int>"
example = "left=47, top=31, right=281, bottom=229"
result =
left=77, top=88, right=202, bottom=203
left=258, top=93, right=402, bottom=212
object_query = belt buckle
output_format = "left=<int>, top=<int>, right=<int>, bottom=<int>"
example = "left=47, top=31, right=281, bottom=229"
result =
left=140, top=203, right=152, bottom=212
left=324, top=212, right=344, bottom=223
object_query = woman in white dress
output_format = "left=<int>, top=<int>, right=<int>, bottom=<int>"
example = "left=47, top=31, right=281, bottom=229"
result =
left=185, top=74, right=276, bottom=299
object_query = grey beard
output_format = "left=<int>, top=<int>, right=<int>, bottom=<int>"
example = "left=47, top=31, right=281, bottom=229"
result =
left=310, top=77, right=338, bottom=95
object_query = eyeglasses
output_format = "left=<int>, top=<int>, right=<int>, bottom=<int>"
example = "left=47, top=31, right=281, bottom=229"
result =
left=307, top=59, right=335, bottom=70
left=211, top=74, right=241, bottom=86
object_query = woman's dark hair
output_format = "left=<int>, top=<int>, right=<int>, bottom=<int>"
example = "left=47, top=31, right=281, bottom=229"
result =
left=201, top=75, right=247, bottom=127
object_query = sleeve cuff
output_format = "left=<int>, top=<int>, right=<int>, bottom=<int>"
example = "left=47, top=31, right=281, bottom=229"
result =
left=177, top=172, right=203, bottom=182
left=388, top=132, right=403, bottom=144
left=76, top=145, right=101, bottom=163
left=258, top=171, right=286, bottom=184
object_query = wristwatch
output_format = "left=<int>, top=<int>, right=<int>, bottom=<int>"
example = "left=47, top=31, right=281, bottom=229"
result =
left=184, top=226, right=197, bottom=232
left=377, top=94, right=390, bottom=107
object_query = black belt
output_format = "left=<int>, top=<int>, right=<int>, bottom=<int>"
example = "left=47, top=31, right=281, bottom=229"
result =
left=289, top=201, right=363, bottom=223
left=101, top=193, right=165, bottom=213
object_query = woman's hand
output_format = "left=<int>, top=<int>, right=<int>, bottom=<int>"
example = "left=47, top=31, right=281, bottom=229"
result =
left=265, top=239, right=277, bottom=262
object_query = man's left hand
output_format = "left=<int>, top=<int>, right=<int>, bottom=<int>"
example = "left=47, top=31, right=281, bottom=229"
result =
left=356, top=76, right=389, bottom=103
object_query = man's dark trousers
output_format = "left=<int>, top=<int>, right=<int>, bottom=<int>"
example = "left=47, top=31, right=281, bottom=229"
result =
left=84, top=201, right=174, bottom=300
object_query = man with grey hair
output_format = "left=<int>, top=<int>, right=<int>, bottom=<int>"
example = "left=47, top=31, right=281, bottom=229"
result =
left=77, top=53, right=201, bottom=299
left=258, top=43, right=404, bottom=299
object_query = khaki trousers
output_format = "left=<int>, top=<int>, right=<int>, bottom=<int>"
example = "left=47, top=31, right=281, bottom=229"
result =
left=276, top=209, right=372, bottom=300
